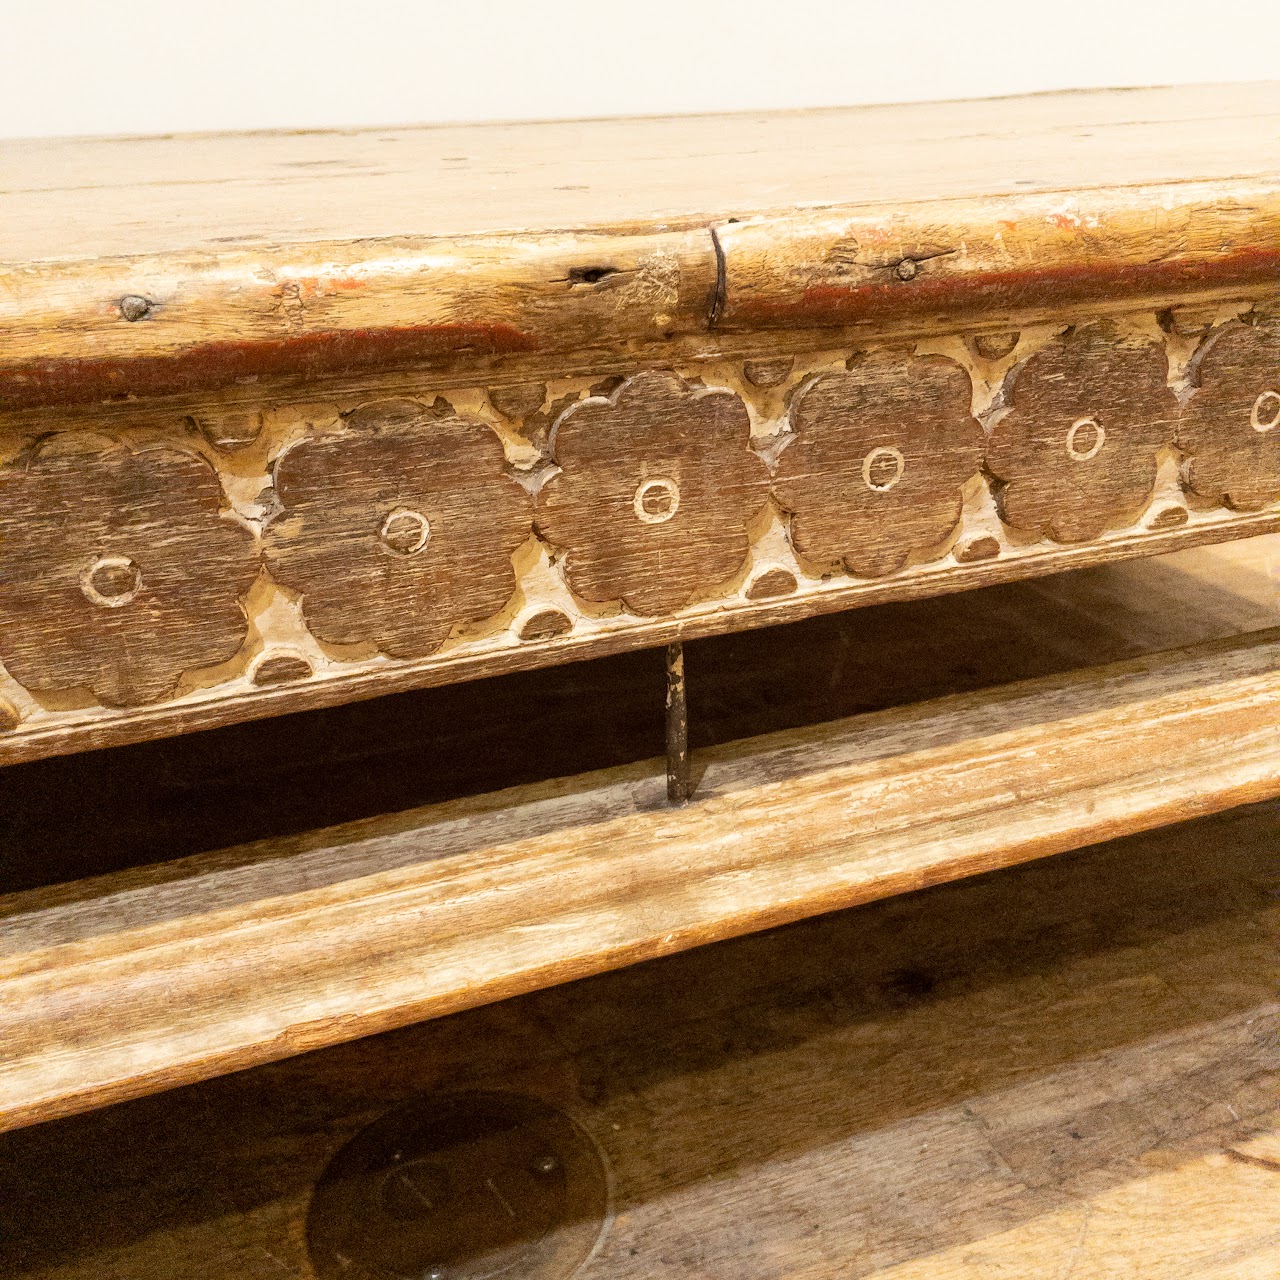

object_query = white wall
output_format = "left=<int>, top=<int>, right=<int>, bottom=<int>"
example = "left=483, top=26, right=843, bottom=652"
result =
left=2, top=0, right=1278, bottom=139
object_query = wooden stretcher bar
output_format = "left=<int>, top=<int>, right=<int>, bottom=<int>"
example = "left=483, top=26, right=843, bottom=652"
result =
left=0, top=83, right=1279, bottom=764
left=3, top=620, right=1279, bottom=1131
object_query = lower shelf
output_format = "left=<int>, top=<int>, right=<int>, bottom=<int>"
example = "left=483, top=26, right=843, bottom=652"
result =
left=1, top=786, right=1276, bottom=1279
left=3, top=615, right=1280, bottom=1131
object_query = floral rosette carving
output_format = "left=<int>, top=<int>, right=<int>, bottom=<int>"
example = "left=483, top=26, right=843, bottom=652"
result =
left=535, top=371, right=771, bottom=615
left=0, top=437, right=259, bottom=707
left=264, top=400, right=531, bottom=659
left=773, top=354, right=984, bottom=578
left=986, top=324, right=1175, bottom=542
left=1178, top=316, right=1280, bottom=510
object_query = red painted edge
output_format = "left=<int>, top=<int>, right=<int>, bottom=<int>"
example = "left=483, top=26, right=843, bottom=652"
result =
left=729, top=248, right=1280, bottom=328
left=2, top=248, right=1277, bottom=411
left=0, top=323, right=536, bottom=411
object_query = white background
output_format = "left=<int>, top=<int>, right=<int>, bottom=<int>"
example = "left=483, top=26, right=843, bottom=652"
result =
left=1, top=0, right=1278, bottom=140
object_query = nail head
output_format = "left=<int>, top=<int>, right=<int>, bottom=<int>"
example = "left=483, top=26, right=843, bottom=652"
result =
left=119, top=294, right=153, bottom=322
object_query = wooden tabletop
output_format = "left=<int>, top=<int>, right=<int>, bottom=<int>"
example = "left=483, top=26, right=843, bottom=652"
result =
left=4, top=82, right=1279, bottom=258
left=3, top=83, right=1279, bottom=410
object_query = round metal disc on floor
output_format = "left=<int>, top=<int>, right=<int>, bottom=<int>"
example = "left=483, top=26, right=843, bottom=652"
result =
left=305, top=1091, right=611, bottom=1280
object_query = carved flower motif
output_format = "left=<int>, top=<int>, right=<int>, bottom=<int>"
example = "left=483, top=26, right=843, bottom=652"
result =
left=264, top=400, right=531, bottom=659
left=1178, top=317, right=1280, bottom=510
left=986, top=324, right=1176, bottom=542
left=773, top=354, right=985, bottom=577
left=535, top=371, right=771, bottom=615
left=0, top=437, right=259, bottom=707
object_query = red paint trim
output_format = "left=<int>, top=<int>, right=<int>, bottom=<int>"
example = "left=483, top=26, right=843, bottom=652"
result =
left=733, top=247, right=1280, bottom=328
left=0, top=323, right=536, bottom=411
left=2, top=248, right=1276, bottom=411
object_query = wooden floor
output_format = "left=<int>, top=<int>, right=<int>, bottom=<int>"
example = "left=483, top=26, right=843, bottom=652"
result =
left=0, top=801, right=1274, bottom=1279
left=0, top=541, right=1277, bottom=1278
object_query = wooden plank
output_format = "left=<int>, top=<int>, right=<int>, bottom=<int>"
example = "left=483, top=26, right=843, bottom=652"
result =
left=2, top=88, right=1280, bottom=763
left=5, top=84, right=1278, bottom=255
left=2, top=303, right=1280, bottom=766
left=3, top=85, right=1279, bottom=407
left=5, top=542, right=1272, bottom=898
left=3, top=619, right=1280, bottom=1131
left=0, top=797, right=1274, bottom=1277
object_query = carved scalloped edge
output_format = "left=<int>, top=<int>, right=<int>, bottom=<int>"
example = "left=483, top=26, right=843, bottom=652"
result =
left=0, top=301, right=1275, bottom=754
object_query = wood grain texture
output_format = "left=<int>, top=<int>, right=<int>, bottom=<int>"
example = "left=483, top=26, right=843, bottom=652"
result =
left=0, top=795, right=1274, bottom=1278
left=0, top=436, right=258, bottom=707
left=773, top=352, right=984, bottom=576
left=535, top=371, right=770, bottom=614
left=987, top=321, right=1178, bottom=541
left=1179, top=312, right=1280, bottom=510
left=0, top=87, right=1278, bottom=761
left=3, top=85, right=1280, bottom=408
left=0, top=310, right=1277, bottom=764
left=4, top=612, right=1280, bottom=1131
left=7, top=542, right=1272, bottom=899
left=0, top=491, right=1275, bottom=766
left=264, top=400, right=531, bottom=659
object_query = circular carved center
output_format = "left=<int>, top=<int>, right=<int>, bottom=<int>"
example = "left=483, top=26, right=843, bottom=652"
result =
left=1066, top=417, right=1105, bottom=461
left=1251, top=390, right=1280, bottom=433
left=633, top=477, right=680, bottom=524
left=862, top=446, right=905, bottom=491
left=306, top=1091, right=610, bottom=1280
left=380, top=508, right=431, bottom=556
left=81, top=556, right=142, bottom=608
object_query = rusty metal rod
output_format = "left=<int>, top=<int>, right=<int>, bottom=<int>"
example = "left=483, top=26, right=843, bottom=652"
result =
left=665, top=641, right=691, bottom=805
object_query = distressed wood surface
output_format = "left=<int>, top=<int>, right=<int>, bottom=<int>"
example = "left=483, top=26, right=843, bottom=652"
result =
left=4, top=542, right=1271, bottom=899
left=0, top=88, right=1278, bottom=762
left=535, top=371, right=771, bottom=613
left=0, top=794, right=1274, bottom=1278
left=2, top=84, right=1280, bottom=409
left=986, top=321, right=1178, bottom=541
left=773, top=352, right=985, bottom=576
left=4, top=590, right=1280, bottom=1129
left=0, top=436, right=259, bottom=706
left=1179, top=312, right=1280, bottom=509
left=264, top=400, right=531, bottom=659
left=0, top=304, right=1279, bottom=763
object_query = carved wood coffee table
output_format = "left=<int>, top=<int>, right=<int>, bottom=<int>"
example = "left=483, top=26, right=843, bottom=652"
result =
left=2, top=82, right=1279, bottom=1129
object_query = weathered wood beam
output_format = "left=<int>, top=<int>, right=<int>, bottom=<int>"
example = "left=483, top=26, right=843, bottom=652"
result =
left=3, top=626, right=1280, bottom=1131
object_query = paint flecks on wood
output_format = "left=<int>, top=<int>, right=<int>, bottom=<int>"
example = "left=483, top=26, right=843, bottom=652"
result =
left=986, top=322, right=1176, bottom=542
left=264, top=400, right=532, bottom=659
left=774, top=353, right=984, bottom=577
left=536, top=372, right=770, bottom=615
left=1179, top=316, right=1280, bottom=510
